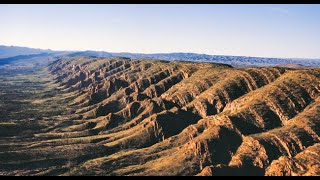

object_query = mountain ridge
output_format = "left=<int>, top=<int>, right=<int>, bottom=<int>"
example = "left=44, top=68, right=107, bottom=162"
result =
left=1, top=45, right=320, bottom=67
left=0, top=56, right=318, bottom=176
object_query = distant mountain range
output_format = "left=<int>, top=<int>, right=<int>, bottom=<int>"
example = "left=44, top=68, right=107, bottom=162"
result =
left=110, top=52, right=320, bottom=67
left=0, top=45, right=53, bottom=59
left=1, top=45, right=320, bottom=67
left=0, top=53, right=54, bottom=66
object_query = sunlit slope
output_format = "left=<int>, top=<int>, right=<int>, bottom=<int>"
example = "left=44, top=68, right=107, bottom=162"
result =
left=0, top=57, right=319, bottom=176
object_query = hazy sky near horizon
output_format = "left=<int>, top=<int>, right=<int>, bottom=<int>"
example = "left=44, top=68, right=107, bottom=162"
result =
left=1, top=4, right=320, bottom=58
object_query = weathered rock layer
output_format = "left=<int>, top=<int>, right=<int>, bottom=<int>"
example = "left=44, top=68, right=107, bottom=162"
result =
left=1, top=57, right=319, bottom=176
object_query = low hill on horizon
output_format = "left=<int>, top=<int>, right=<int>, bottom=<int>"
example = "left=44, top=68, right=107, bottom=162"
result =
left=1, top=45, right=320, bottom=67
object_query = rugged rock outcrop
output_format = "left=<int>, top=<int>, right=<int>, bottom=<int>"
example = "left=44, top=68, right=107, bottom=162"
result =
left=0, top=57, right=319, bottom=176
left=265, top=143, right=320, bottom=176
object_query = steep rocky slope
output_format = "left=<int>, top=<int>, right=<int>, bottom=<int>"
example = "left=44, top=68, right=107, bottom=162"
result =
left=0, top=56, right=319, bottom=176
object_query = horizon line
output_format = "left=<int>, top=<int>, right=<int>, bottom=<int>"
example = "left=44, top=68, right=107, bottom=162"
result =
left=1, top=44, right=320, bottom=60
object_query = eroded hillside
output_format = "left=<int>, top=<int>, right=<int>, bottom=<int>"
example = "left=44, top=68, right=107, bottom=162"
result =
left=0, top=57, right=319, bottom=176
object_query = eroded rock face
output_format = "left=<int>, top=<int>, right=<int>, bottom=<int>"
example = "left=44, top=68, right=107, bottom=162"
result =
left=1, top=57, right=319, bottom=176
left=265, top=143, right=320, bottom=176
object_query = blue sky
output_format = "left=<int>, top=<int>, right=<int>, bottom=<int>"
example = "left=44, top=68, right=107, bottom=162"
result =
left=1, top=4, right=320, bottom=58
